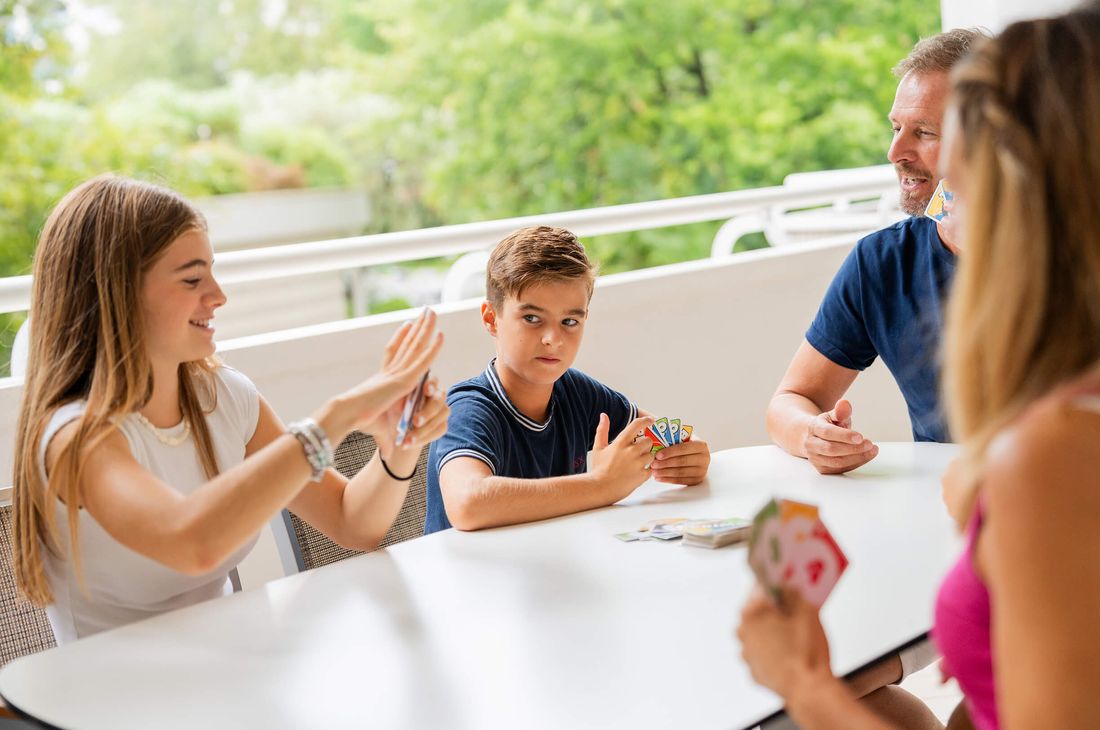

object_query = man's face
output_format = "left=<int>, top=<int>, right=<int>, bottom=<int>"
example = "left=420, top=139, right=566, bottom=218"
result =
left=888, top=70, right=950, bottom=216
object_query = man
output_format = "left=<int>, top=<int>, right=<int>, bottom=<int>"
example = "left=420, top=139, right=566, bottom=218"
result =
left=767, top=29, right=981, bottom=476
left=765, top=29, right=984, bottom=730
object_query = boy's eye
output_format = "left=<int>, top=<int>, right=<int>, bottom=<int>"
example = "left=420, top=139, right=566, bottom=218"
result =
left=183, top=278, right=201, bottom=287
left=522, top=314, right=540, bottom=324
left=562, top=318, right=579, bottom=327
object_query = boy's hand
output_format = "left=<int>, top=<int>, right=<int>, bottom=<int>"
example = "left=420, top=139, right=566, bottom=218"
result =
left=650, top=436, right=710, bottom=485
left=589, top=413, right=655, bottom=500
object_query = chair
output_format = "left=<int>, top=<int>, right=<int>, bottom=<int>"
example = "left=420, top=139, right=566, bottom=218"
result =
left=1, top=504, right=57, bottom=721
left=276, top=431, right=430, bottom=573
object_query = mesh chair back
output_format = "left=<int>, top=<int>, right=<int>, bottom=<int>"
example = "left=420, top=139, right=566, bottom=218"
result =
left=1, top=505, right=57, bottom=668
left=283, top=431, right=429, bottom=571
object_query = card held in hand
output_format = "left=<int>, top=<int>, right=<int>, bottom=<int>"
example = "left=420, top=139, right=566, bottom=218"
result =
left=747, top=498, right=848, bottom=608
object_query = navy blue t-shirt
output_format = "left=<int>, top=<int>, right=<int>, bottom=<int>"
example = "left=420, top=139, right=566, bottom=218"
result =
left=424, top=360, right=637, bottom=533
left=806, top=216, right=956, bottom=442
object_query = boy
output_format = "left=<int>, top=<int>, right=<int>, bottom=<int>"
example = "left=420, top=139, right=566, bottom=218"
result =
left=425, top=225, right=710, bottom=533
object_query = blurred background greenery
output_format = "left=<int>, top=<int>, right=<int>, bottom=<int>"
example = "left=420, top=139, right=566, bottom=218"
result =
left=1, top=0, right=940, bottom=371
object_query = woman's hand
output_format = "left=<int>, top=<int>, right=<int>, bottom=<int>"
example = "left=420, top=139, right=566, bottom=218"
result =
left=736, top=585, right=835, bottom=699
left=318, top=309, right=444, bottom=444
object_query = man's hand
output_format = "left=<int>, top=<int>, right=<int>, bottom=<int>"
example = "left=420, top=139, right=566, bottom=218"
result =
left=801, top=399, right=878, bottom=475
left=589, top=414, right=655, bottom=500
left=650, top=437, right=710, bottom=485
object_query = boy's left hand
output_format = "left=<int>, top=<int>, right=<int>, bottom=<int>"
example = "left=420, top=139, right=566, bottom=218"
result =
left=649, top=437, right=710, bottom=485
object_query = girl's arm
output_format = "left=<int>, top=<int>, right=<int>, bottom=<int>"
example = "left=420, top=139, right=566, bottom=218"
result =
left=57, top=312, right=442, bottom=573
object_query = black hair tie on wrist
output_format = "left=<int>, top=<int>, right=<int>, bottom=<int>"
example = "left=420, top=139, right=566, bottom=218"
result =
left=380, top=453, right=417, bottom=481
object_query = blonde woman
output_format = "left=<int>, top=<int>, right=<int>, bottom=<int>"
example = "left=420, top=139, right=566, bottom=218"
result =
left=738, top=6, right=1100, bottom=730
left=12, top=175, right=449, bottom=642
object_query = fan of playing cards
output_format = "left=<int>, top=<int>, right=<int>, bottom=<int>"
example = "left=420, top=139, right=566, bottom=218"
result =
left=642, top=416, right=693, bottom=454
left=747, top=498, right=849, bottom=608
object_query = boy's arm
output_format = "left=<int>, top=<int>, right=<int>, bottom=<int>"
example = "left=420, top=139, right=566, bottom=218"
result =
left=440, top=414, right=654, bottom=531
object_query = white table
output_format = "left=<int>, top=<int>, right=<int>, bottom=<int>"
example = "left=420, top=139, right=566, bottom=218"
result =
left=0, top=444, right=961, bottom=729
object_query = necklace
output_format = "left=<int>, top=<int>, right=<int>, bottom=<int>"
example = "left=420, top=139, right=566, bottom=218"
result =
left=134, top=412, right=191, bottom=447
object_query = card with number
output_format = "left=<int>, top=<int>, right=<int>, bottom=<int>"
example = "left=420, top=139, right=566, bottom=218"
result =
left=653, top=417, right=670, bottom=446
left=668, top=418, right=681, bottom=445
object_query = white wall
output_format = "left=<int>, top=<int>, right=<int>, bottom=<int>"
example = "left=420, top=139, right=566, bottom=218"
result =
left=941, top=0, right=1081, bottom=32
left=0, top=238, right=911, bottom=493
left=216, top=239, right=911, bottom=455
left=0, top=239, right=913, bottom=585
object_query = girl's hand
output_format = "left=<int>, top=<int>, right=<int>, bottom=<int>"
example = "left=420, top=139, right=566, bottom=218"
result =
left=736, top=585, right=834, bottom=699
left=366, top=376, right=450, bottom=459
left=321, top=309, right=444, bottom=444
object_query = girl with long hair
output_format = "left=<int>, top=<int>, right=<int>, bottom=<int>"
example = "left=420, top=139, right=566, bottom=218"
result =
left=12, top=175, right=448, bottom=641
left=737, top=5, right=1100, bottom=729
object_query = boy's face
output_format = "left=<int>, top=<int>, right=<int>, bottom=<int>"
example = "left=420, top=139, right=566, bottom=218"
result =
left=482, top=278, right=590, bottom=388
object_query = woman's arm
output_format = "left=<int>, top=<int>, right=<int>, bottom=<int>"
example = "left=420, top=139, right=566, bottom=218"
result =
left=982, top=401, right=1100, bottom=726
left=737, top=587, right=895, bottom=730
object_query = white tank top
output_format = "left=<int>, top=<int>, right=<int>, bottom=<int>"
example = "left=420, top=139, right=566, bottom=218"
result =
left=38, top=365, right=261, bottom=642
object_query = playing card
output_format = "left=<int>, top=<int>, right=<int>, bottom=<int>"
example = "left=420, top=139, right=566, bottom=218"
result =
left=653, top=417, right=670, bottom=446
left=747, top=498, right=848, bottom=608
left=924, top=179, right=954, bottom=223
left=680, top=424, right=694, bottom=442
left=668, top=419, right=681, bottom=445
left=395, top=370, right=430, bottom=447
left=643, top=426, right=666, bottom=454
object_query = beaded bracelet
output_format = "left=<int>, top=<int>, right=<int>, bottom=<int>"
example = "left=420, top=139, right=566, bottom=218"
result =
left=379, top=454, right=417, bottom=482
left=288, top=418, right=334, bottom=483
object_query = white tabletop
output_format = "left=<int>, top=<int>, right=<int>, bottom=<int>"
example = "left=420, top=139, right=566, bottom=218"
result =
left=0, top=443, right=961, bottom=730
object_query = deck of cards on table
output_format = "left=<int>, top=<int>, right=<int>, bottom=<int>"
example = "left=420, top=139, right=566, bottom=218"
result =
left=747, top=498, right=848, bottom=607
left=642, top=416, right=693, bottom=453
left=615, top=517, right=751, bottom=548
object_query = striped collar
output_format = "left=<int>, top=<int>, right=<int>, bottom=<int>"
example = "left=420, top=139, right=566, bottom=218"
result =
left=484, top=358, right=554, bottom=432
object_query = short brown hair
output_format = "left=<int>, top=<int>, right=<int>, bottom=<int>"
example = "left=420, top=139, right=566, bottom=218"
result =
left=894, top=28, right=987, bottom=78
left=485, top=226, right=596, bottom=307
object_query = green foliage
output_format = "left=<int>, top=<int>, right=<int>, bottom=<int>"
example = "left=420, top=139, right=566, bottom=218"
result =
left=369, top=296, right=414, bottom=315
left=353, top=0, right=939, bottom=275
left=0, top=0, right=942, bottom=314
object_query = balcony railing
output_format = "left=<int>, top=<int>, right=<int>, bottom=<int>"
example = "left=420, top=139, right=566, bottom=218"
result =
left=0, top=166, right=911, bottom=570
left=0, top=165, right=898, bottom=317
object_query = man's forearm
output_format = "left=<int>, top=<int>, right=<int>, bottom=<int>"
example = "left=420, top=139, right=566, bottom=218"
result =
left=446, top=472, right=615, bottom=530
left=766, top=392, right=821, bottom=458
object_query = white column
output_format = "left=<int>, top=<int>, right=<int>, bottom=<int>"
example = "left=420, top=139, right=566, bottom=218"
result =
left=942, top=0, right=1082, bottom=32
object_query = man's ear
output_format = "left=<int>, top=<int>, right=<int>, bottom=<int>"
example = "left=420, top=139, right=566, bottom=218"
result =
left=481, top=300, right=498, bottom=336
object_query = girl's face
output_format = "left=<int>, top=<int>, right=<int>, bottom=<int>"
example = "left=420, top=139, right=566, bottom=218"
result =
left=140, top=228, right=226, bottom=366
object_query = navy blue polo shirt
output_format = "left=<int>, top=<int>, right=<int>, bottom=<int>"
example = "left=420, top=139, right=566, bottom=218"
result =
left=424, top=359, right=637, bottom=533
left=806, top=216, right=956, bottom=442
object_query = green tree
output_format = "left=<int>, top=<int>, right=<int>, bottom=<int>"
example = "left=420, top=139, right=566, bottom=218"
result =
left=352, top=0, right=938, bottom=268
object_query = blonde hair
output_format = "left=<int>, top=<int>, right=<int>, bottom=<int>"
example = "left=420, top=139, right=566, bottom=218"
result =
left=943, top=7, right=1100, bottom=523
left=485, top=226, right=596, bottom=308
left=13, top=175, right=222, bottom=605
left=894, top=27, right=986, bottom=78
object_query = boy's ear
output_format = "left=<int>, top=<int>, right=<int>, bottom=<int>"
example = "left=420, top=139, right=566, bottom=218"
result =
left=480, top=300, right=498, bottom=337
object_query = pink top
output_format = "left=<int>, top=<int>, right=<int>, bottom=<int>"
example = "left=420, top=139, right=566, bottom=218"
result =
left=932, top=500, right=996, bottom=730
left=932, top=378, right=1100, bottom=730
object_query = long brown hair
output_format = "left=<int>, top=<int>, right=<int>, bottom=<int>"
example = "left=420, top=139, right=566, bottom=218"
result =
left=13, top=175, right=222, bottom=605
left=943, top=7, right=1100, bottom=523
